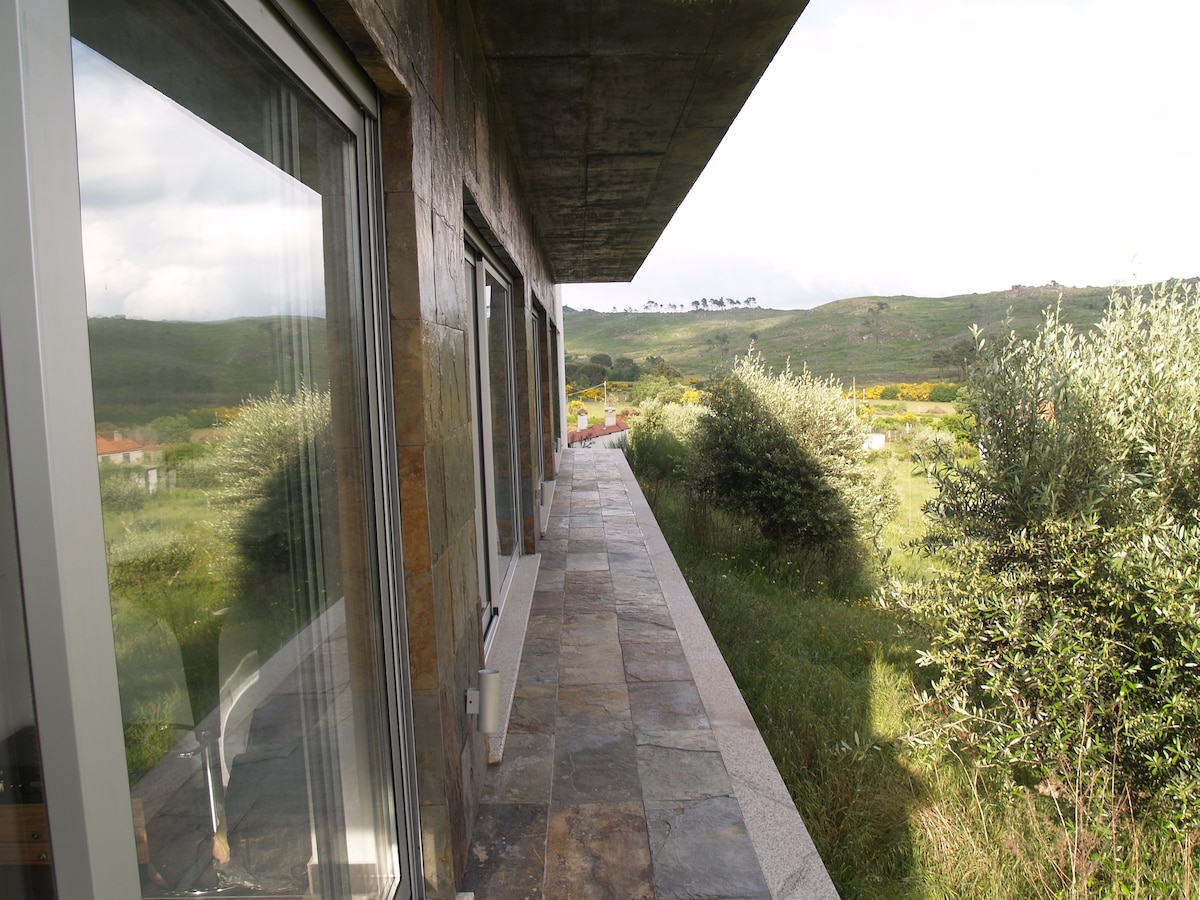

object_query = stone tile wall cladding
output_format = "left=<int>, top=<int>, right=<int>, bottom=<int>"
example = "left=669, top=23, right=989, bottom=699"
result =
left=315, top=1, right=558, bottom=894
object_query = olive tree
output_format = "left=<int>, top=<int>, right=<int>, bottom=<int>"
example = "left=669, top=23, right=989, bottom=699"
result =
left=906, top=282, right=1200, bottom=830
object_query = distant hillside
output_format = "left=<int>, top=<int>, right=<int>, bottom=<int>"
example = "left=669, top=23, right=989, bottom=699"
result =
left=88, top=316, right=328, bottom=426
left=564, top=284, right=1118, bottom=384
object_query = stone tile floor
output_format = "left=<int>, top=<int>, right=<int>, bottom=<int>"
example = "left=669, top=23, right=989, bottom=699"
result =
left=462, top=450, right=773, bottom=900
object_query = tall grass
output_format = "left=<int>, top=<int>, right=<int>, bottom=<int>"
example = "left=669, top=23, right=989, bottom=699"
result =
left=648, top=477, right=1197, bottom=898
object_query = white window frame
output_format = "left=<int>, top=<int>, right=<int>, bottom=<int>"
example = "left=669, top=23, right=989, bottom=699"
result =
left=0, top=1, right=421, bottom=895
left=464, top=224, right=522, bottom=651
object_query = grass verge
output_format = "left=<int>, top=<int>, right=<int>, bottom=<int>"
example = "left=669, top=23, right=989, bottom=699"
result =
left=648, top=481, right=1197, bottom=899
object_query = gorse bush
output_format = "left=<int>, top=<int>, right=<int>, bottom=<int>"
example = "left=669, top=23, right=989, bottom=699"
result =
left=690, top=351, right=895, bottom=551
left=903, top=282, right=1200, bottom=833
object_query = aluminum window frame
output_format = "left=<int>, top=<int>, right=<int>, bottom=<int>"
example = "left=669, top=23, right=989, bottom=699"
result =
left=0, top=0, right=420, bottom=895
left=464, top=222, right=523, bottom=650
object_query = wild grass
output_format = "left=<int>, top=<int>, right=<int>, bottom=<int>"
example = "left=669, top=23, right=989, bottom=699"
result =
left=647, top=467, right=1198, bottom=898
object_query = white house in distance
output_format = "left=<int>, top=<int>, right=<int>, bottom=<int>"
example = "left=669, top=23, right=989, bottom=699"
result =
left=95, top=432, right=156, bottom=465
left=95, top=433, right=166, bottom=491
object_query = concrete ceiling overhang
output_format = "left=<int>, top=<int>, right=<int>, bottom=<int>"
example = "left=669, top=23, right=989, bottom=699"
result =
left=470, top=0, right=809, bottom=284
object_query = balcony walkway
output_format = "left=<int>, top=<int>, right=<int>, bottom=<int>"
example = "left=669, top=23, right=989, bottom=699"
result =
left=462, top=449, right=838, bottom=899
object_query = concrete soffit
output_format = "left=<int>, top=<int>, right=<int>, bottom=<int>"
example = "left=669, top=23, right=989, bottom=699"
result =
left=468, top=0, right=809, bottom=284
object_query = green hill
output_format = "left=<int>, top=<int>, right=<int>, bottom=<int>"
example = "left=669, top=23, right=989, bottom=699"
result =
left=564, top=284, right=1117, bottom=384
left=88, top=316, right=328, bottom=426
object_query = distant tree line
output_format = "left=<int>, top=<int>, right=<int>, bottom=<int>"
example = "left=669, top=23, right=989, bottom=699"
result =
left=605, top=296, right=760, bottom=314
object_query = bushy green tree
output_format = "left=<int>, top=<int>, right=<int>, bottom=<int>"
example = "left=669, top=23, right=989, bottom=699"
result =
left=927, top=382, right=960, bottom=402
left=623, top=398, right=699, bottom=509
left=611, top=356, right=640, bottom=381
left=690, top=351, right=894, bottom=550
left=209, top=388, right=340, bottom=642
left=148, top=414, right=193, bottom=444
left=905, top=282, right=1200, bottom=829
left=630, top=373, right=685, bottom=405
left=644, top=355, right=680, bottom=379
left=910, top=428, right=955, bottom=477
left=577, top=362, right=607, bottom=387
left=98, top=462, right=146, bottom=511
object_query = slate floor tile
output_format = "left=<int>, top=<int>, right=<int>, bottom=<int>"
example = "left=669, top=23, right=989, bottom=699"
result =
left=535, top=568, right=565, bottom=591
left=553, top=728, right=641, bottom=804
left=628, top=680, right=710, bottom=732
left=555, top=682, right=631, bottom=732
left=636, top=730, right=734, bottom=802
left=482, top=733, right=554, bottom=803
left=645, top=796, right=770, bottom=900
left=621, top=636, right=693, bottom=682
left=467, top=451, right=775, bottom=900
left=561, top=612, right=617, bottom=645
left=617, top=606, right=678, bottom=643
left=545, top=802, right=655, bottom=900
left=566, top=551, right=610, bottom=571
left=463, top=802, right=548, bottom=899
left=558, top=637, right=625, bottom=686
left=530, top=589, right=565, bottom=616
left=509, top=682, right=558, bottom=734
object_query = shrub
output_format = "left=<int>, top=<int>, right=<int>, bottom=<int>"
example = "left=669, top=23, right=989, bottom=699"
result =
left=148, top=414, right=193, bottom=444
left=208, top=388, right=340, bottom=639
left=909, top=427, right=955, bottom=477
left=927, top=382, right=960, bottom=402
left=880, top=385, right=899, bottom=400
left=897, top=382, right=933, bottom=401
left=904, top=282, right=1200, bottom=830
left=577, top=362, right=607, bottom=387
left=611, top=357, right=640, bottom=381
left=623, top=398, right=697, bottom=508
left=99, top=467, right=146, bottom=512
left=690, top=351, right=894, bottom=550
left=630, top=374, right=684, bottom=404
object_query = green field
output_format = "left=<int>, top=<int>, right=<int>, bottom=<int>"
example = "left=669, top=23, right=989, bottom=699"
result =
left=88, top=315, right=328, bottom=426
left=565, top=284, right=1114, bottom=383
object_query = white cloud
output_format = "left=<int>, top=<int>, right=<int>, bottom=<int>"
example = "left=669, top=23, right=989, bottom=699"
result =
left=73, top=41, right=326, bottom=322
left=564, top=0, right=1200, bottom=311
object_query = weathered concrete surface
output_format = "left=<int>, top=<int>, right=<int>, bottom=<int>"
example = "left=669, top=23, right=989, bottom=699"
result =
left=471, top=0, right=811, bottom=282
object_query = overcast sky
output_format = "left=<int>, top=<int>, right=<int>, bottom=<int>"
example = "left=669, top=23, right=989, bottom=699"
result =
left=75, top=41, right=327, bottom=323
left=563, top=0, right=1200, bottom=313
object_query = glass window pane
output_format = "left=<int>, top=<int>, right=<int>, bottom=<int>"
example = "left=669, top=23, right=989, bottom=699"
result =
left=0, top=354, right=56, bottom=900
left=70, top=0, right=399, bottom=895
left=484, top=273, right=518, bottom=571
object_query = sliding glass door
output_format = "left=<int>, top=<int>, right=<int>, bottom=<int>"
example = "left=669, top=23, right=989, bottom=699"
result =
left=70, top=0, right=410, bottom=895
left=465, top=240, right=521, bottom=640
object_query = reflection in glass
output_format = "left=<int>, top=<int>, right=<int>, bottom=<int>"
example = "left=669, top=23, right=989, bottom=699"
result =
left=550, top=325, right=563, bottom=440
left=485, top=273, right=519, bottom=583
left=466, top=252, right=524, bottom=634
left=0, top=356, right=55, bottom=900
left=72, top=0, right=399, bottom=895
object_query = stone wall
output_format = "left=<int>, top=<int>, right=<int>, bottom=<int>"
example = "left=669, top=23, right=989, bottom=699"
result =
left=313, top=1, right=558, bottom=894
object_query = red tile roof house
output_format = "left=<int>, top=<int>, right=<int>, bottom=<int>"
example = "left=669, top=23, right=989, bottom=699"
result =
left=95, top=433, right=155, bottom=466
left=567, top=418, right=630, bottom=449
left=2, top=2, right=838, bottom=898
